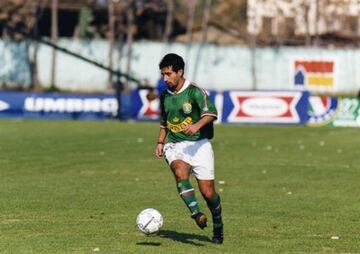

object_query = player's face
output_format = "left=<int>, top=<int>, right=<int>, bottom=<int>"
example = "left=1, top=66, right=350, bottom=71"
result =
left=161, top=66, right=184, bottom=91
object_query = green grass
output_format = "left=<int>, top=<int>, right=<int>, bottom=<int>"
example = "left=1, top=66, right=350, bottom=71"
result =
left=0, top=119, right=360, bottom=253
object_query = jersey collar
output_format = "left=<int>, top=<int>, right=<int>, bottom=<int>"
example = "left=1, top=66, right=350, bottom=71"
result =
left=167, top=79, right=190, bottom=95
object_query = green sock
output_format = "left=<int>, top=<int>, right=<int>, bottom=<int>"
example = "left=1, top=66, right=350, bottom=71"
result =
left=176, top=179, right=200, bottom=215
left=206, top=193, right=223, bottom=228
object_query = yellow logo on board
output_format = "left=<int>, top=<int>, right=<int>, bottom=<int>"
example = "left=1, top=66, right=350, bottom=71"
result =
left=173, top=117, right=179, bottom=123
left=167, top=117, right=193, bottom=132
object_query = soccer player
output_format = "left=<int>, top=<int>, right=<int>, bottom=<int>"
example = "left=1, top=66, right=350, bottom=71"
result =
left=155, top=53, right=224, bottom=244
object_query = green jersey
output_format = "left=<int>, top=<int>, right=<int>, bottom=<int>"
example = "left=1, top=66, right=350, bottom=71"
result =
left=159, top=80, right=217, bottom=143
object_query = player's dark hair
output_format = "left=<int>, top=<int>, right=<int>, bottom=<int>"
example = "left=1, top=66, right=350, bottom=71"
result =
left=159, top=53, right=185, bottom=72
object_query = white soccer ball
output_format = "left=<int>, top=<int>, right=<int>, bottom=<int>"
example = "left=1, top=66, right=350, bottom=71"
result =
left=136, top=208, right=163, bottom=234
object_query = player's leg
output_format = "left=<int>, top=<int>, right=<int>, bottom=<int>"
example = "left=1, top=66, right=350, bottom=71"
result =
left=170, top=160, right=207, bottom=229
left=191, top=140, right=223, bottom=243
left=197, top=179, right=224, bottom=244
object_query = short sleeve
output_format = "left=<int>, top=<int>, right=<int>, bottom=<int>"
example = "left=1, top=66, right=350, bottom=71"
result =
left=193, top=87, right=217, bottom=119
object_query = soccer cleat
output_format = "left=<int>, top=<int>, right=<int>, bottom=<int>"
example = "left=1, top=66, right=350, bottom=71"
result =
left=191, top=212, right=207, bottom=229
left=212, top=225, right=224, bottom=244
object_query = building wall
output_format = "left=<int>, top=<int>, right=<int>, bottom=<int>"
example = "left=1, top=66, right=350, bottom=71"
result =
left=0, top=40, right=31, bottom=87
left=1, top=39, right=360, bottom=95
left=247, top=0, right=360, bottom=36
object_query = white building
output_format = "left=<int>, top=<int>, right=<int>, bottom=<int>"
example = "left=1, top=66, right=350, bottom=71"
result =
left=247, top=0, right=360, bottom=36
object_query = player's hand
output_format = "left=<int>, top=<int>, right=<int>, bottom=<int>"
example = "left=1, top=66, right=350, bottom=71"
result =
left=183, top=124, right=200, bottom=135
left=155, top=144, right=164, bottom=158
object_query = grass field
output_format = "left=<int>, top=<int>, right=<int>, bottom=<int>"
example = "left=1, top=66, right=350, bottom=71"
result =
left=1, top=119, right=360, bottom=254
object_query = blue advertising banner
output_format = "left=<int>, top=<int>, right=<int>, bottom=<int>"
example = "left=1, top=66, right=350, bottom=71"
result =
left=131, top=89, right=217, bottom=121
left=221, top=91, right=309, bottom=124
left=0, top=90, right=309, bottom=124
left=0, top=92, right=119, bottom=119
left=307, top=96, right=339, bottom=126
left=131, top=89, right=160, bottom=120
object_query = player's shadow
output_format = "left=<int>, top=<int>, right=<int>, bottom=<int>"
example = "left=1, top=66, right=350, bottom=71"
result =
left=136, top=242, right=161, bottom=246
left=158, top=230, right=211, bottom=246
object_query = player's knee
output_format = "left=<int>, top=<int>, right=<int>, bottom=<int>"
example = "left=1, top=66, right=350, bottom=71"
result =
left=170, top=160, right=181, bottom=169
left=174, top=174, right=187, bottom=182
left=170, top=161, right=190, bottom=179
left=174, top=167, right=189, bottom=180
left=171, top=160, right=188, bottom=169
left=201, top=188, right=215, bottom=201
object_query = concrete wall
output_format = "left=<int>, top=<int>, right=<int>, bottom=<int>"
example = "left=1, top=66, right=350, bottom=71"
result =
left=1, top=39, right=359, bottom=94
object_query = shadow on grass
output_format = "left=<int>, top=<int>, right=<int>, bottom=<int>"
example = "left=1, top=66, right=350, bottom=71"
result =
left=136, top=242, right=161, bottom=246
left=158, top=229, right=211, bottom=246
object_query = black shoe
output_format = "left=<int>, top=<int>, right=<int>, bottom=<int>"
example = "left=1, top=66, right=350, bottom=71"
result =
left=212, top=225, right=224, bottom=244
left=191, top=212, right=207, bottom=229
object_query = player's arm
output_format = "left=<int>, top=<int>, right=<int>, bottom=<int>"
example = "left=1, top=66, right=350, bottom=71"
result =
left=184, top=115, right=215, bottom=135
left=155, top=127, right=168, bottom=158
left=156, top=93, right=167, bottom=158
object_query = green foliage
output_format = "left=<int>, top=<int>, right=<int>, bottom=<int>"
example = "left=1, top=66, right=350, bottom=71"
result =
left=0, top=120, right=359, bottom=253
left=77, top=6, right=95, bottom=38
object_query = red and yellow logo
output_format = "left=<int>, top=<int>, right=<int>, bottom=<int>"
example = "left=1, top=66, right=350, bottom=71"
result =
left=294, top=60, right=334, bottom=87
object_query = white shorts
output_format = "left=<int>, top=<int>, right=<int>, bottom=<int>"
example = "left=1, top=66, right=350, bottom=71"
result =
left=163, top=139, right=215, bottom=180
